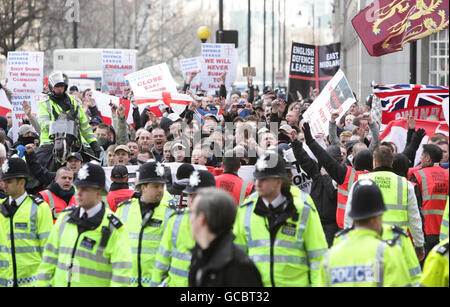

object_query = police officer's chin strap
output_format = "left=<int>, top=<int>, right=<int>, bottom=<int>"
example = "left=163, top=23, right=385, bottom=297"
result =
left=280, top=180, right=294, bottom=203
left=51, top=90, right=66, bottom=101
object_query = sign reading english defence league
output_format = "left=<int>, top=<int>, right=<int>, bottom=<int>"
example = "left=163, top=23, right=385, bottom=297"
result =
left=101, top=49, right=137, bottom=97
left=288, top=42, right=340, bottom=102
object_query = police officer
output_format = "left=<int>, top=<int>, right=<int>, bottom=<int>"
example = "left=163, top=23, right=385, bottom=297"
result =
left=0, top=158, right=53, bottom=287
left=151, top=170, right=216, bottom=287
left=420, top=238, right=449, bottom=287
left=115, top=161, right=175, bottom=287
left=36, top=163, right=133, bottom=287
left=345, top=145, right=425, bottom=261
left=233, top=150, right=328, bottom=287
left=36, top=72, right=102, bottom=169
left=0, top=218, right=11, bottom=287
left=319, top=179, right=412, bottom=287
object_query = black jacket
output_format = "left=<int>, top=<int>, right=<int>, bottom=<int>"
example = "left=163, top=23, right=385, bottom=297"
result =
left=306, top=138, right=348, bottom=185
left=291, top=141, right=337, bottom=225
left=189, top=232, right=263, bottom=287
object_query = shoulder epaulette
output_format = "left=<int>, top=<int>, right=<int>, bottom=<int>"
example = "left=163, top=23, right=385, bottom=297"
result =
left=170, top=207, right=186, bottom=218
left=437, top=243, right=449, bottom=256
left=29, top=195, right=45, bottom=205
left=391, top=225, right=409, bottom=237
left=117, top=198, right=133, bottom=209
left=107, top=214, right=123, bottom=229
left=62, top=206, right=77, bottom=213
left=302, top=200, right=317, bottom=212
left=240, top=200, right=254, bottom=208
left=240, top=193, right=258, bottom=207
left=334, top=228, right=352, bottom=238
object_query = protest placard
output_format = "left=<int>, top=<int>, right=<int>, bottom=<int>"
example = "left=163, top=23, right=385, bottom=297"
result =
left=302, top=69, right=356, bottom=137
left=180, top=57, right=202, bottom=76
left=288, top=42, right=340, bottom=102
left=125, top=63, right=177, bottom=97
left=179, top=57, right=201, bottom=91
left=243, top=67, right=256, bottom=77
left=200, top=43, right=238, bottom=95
left=102, top=49, right=137, bottom=96
left=6, top=51, right=44, bottom=142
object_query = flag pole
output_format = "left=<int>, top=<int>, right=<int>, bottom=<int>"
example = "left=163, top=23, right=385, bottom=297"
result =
left=409, top=42, right=417, bottom=84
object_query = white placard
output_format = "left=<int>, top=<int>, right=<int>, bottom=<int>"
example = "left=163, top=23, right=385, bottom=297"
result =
left=200, top=44, right=238, bottom=95
left=6, top=51, right=44, bottom=142
left=180, top=57, right=202, bottom=76
left=302, top=69, right=356, bottom=136
left=102, top=49, right=137, bottom=96
left=125, top=63, right=177, bottom=97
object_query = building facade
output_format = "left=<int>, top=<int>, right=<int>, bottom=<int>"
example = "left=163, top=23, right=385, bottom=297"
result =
left=332, top=0, right=449, bottom=102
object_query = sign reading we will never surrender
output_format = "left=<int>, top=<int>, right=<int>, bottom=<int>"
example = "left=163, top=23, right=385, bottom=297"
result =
left=200, top=43, right=238, bottom=95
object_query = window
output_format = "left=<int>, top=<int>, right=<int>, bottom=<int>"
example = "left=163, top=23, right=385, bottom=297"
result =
left=429, top=28, right=449, bottom=86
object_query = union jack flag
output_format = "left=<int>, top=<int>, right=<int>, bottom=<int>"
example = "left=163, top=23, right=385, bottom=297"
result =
left=373, top=84, right=449, bottom=124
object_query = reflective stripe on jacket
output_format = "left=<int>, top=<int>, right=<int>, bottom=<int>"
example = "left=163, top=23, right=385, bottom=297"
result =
left=150, top=210, right=194, bottom=287
left=320, top=228, right=412, bottom=287
left=38, top=189, right=76, bottom=222
left=35, top=206, right=132, bottom=287
left=38, top=95, right=96, bottom=145
left=360, top=172, right=409, bottom=231
left=412, top=166, right=449, bottom=235
left=0, top=196, right=53, bottom=287
left=336, top=167, right=367, bottom=229
left=115, top=191, right=174, bottom=287
left=233, top=190, right=328, bottom=287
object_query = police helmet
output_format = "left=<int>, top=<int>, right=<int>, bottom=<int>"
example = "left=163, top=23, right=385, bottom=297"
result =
left=136, top=162, right=167, bottom=187
left=183, top=170, right=216, bottom=195
left=48, top=72, right=69, bottom=92
left=348, top=179, right=386, bottom=221
left=253, top=150, right=286, bottom=180
left=74, top=163, right=107, bottom=192
left=0, top=158, right=31, bottom=181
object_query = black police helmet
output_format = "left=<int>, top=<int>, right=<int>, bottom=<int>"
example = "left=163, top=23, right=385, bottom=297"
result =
left=348, top=179, right=386, bottom=221
left=74, top=163, right=107, bottom=191
left=0, top=158, right=31, bottom=181
left=183, top=170, right=216, bottom=195
left=136, top=162, right=167, bottom=187
left=253, top=150, right=286, bottom=180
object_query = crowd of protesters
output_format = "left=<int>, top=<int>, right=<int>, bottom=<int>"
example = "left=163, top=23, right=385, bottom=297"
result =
left=0, top=67, right=448, bottom=287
